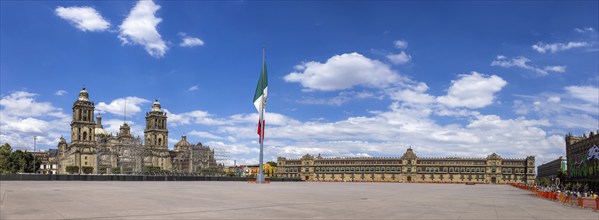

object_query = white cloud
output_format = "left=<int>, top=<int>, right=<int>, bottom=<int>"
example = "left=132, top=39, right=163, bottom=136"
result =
left=95, top=97, right=150, bottom=116
left=532, top=42, right=590, bottom=53
left=54, top=90, right=68, bottom=96
left=166, top=109, right=228, bottom=126
left=284, top=52, right=402, bottom=91
left=298, top=91, right=382, bottom=106
left=512, top=85, right=598, bottom=130
left=228, top=112, right=300, bottom=127
left=388, top=83, right=435, bottom=105
left=297, top=96, right=351, bottom=106
left=55, top=6, right=110, bottom=32
left=547, top=96, right=561, bottom=103
left=0, top=91, right=61, bottom=118
left=188, top=130, right=221, bottom=139
left=491, top=55, right=566, bottom=75
left=543, top=65, right=566, bottom=73
left=2, top=117, right=50, bottom=135
left=575, top=27, right=595, bottom=33
left=386, top=51, right=412, bottom=65
left=565, top=86, right=599, bottom=105
left=188, top=85, right=199, bottom=92
left=394, top=40, right=408, bottom=49
left=179, top=33, right=204, bottom=47
left=0, top=91, right=70, bottom=150
left=437, top=72, right=507, bottom=108
left=118, top=0, right=167, bottom=58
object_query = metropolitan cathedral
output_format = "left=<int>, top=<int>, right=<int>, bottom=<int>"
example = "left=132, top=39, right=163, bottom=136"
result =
left=57, top=87, right=218, bottom=174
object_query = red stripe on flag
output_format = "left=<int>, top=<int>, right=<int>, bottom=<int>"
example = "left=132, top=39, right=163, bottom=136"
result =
left=257, top=120, right=265, bottom=143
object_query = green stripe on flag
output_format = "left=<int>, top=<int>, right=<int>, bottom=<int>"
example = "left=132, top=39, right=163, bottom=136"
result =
left=253, top=62, right=268, bottom=112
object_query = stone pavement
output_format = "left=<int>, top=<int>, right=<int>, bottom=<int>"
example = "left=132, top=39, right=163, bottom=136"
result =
left=1, top=181, right=598, bottom=219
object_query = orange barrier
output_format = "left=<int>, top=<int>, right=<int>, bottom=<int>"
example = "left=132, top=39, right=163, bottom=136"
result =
left=510, top=184, right=599, bottom=210
left=246, top=179, right=270, bottom=184
left=578, top=198, right=596, bottom=209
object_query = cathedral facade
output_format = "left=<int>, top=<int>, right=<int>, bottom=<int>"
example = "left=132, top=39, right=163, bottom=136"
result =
left=57, top=87, right=219, bottom=174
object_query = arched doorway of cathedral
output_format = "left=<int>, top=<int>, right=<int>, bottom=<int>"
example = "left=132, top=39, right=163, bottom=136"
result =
left=491, top=177, right=497, bottom=184
left=407, top=176, right=412, bottom=182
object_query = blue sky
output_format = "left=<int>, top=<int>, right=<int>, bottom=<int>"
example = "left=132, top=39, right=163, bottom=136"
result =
left=1, top=0, right=598, bottom=166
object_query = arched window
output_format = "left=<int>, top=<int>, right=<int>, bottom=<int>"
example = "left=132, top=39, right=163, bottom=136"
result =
left=158, top=138, right=162, bottom=146
left=82, top=131, right=87, bottom=141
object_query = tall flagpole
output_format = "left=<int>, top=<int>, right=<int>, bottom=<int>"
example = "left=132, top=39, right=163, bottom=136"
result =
left=257, top=48, right=265, bottom=184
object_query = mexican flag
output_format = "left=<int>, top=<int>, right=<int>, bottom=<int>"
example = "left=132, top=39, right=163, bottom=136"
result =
left=253, top=61, right=268, bottom=143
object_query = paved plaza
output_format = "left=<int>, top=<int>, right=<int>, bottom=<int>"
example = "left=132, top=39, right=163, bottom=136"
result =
left=1, top=181, right=598, bottom=219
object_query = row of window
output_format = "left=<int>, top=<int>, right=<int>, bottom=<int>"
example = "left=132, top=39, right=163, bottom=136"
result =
left=315, top=161, right=402, bottom=165
left=502, top=168, right=527, bottom=174
left=281, top=167, right=532, bottom=174
left=315, top=167, right=402, bottom=172
left=284, top=160, right=528, bottom=166
left=419, top=167, right=487, bottom=173
left=310, top=174, right=527, bottom=180
left=418, top=161, right=486, bottom=165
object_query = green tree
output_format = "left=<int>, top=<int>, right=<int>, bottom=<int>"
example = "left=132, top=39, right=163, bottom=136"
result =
left=143, top=166, right=161, bottom=173
left=81, top=166, right=94, bottom=174
left=267, top=161, right=277, bottom=167
left=4, top=149, right=41, bottom=173
left=66, top=166, right=79, bottom=174
left=0, top=143, right=13, bottom=174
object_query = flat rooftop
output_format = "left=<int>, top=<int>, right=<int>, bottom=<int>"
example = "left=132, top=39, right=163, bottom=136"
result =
left=1, top=181, right=597, bottom=219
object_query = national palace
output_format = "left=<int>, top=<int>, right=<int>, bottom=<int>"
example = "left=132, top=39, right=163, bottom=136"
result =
left=56, top=87, right=219, bottom=174
left=276, top=148, right=535, bottom=184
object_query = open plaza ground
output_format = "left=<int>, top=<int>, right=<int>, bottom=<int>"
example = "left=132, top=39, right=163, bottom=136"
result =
left=1, top=181, right=598, bottom=220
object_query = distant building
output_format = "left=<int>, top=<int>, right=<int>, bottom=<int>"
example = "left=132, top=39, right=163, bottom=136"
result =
left=57, top=87, right=221, bottom=174
left=172, top=136, right=219, bottom=173
left=536, top=156, right=566, bottom=181
left=277, top=148, right=535, bottom=184
left=31, top=149, right=58, bottom=174
left=242, top=164, right=276, bottom=178
left=224, top=166, right=244, bottom=177
left=565, top=131, right=599, bottom=185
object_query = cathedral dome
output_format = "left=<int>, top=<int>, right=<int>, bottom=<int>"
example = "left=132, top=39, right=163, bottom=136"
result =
left=151, top=99, right=162, bottom=112
left=95, top=127, right=108, bottom=136
left=174, top=135, right=191, bottom=151
left=95, top=114, right=107, bottom=136
left=78, top=87, right=89, bottom=101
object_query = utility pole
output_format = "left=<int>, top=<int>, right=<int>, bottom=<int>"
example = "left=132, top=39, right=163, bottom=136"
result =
left=32, top=136, right=37, bottom=173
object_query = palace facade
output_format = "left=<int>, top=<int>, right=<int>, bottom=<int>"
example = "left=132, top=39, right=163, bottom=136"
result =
left=565, top=131, right=599, bottom=184
left=277, top=148, right=535, bottom=184
left=57, top=87, right=220, bottom=174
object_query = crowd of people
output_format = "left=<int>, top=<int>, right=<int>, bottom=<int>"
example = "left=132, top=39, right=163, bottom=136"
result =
left=514, top=183, right=599, bottom=210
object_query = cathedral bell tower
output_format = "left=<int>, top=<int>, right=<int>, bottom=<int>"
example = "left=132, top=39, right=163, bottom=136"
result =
left=144, top=99, right=168, bottom=149
left=69, top=86, right=97, bottom=174
left=71, top=87, right=96, bottom=144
